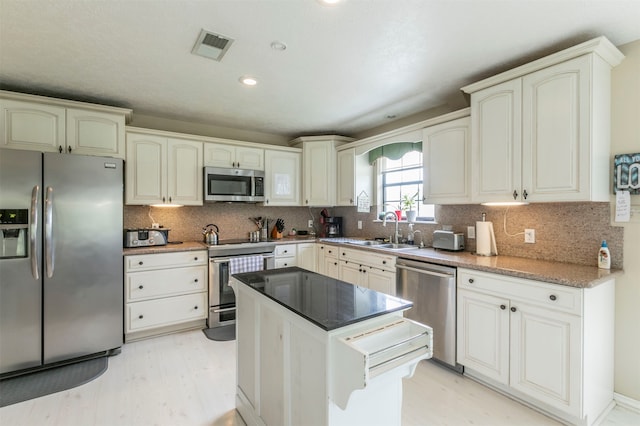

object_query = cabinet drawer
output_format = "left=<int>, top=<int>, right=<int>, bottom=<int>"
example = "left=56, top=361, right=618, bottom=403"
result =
left=125, top=250, right=207, bottom=272
left=275, top=257, right=297, bottom=268
left=275, top=244, right=297, bottom=257
left=458, top=268, right=582, bottom=315
left=318, top=244, right=339, bottom=259
left=339, top=247, right=395, bottom=271
left=126, top=292, right=207, bottom=332
left=126, top=265, right=207, bottom=302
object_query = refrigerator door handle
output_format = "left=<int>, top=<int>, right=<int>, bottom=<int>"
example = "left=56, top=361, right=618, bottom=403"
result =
left=30, top=185, right=40, bottom=280
left=45, top=186, right=54, bottom=278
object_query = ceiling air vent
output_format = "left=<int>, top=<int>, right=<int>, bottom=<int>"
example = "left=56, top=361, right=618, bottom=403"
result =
left=192, top=29, right=234, bottom=61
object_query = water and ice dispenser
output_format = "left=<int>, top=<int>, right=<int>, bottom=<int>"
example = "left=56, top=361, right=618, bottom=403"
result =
left=0, top=209, right=29, bottom=259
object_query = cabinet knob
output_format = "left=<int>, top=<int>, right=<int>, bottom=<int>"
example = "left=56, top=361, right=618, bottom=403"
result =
left=468, top=278, right=474, bottom=284
left=67, top=146, right=72, bottom=153
left=510, top=307, right=517, bottom=312
left=138, top=315, right=144, bottom=319
left=283, top=250, right=287, bottom=253
left=138, top=285, right=144, bottom=289
left=306, top=200, right=309, bottom=204
left=194, top=256, right=198, bottom=261
left=333, top=262, right=337, bottom=266
left=523, top=189, right=529, bottom=200
left=320, top=246, right=324, bottom=250
left=342, top=252, right=346, bottom=256
left=350, top=199, right=353, bottom=204
left=162, top=196, right=166, bottom=203
left=382, top=260, right=387, bottom=265
left=284, top=263, right=288, bottom=266
left=265, top=199, right=269, bottom=204
left=194, top=306, right=198, bottom=310
left=58, top=145, right=63, bottom=153
left=328, top=250, right=332, bottom=254
left=138, top=261, right=144, bottom=265
left=549, top=294, right=557, bottom=301
left=500, top=304, right=506, bottom=310
left=512, top=190, right=518, bottom=200
left=194, top=279, right=198, bottom=283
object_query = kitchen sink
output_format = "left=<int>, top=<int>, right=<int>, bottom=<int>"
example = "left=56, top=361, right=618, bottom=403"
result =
left=345, top=240, right=417, bottom=251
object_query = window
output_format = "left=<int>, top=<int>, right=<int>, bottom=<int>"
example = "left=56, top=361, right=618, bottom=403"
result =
left=380, top=150, right=435, bottom=221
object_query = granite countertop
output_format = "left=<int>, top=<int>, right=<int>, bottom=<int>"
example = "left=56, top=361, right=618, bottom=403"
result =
left=122, top=237, right=622, bottom=289
left=231, top=267, right=413, bottom=331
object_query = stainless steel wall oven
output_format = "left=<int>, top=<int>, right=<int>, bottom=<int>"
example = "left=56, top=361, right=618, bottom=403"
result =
left=207, top=240, right=275, bottom=328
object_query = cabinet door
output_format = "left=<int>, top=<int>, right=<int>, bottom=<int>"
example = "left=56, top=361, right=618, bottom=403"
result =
left=0, top=99, right=65, bottom=152
left=66, top=108, right=125, bottom=158
left=338, top=261, right=362, bottom=286
left=423, top=116, right=471, bottom=204
left=336, top=149, right=355, bottom=206
left=167, top=138, right=203, bottom=206
left=259, top=303, right=285, bottom=426
left=509, top=301, right=581, bottom=416
left=125, top=133, right=167, bottom=205
left=366, top=268, right=395, bottom=295
left=297, top=243, right=317, bottom=272
left=203, top=142, right=235, bottom=168
left=521, top=55, right=591, bottom=202
left=471, top=79, right=523, bottom=203
left=303, top=141, right=334, bottom=206
left=264, top=150, right=301, bottom=206
left=323, top=257, right=339, bottom=279
left=236, top=146, right=264, bottom=170
left=457, top=289, right=510, bottom=384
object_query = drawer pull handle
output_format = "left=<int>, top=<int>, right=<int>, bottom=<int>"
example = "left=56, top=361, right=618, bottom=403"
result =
left=549, top=294, right=557, bottom=301
left=510, top=307, right=517, bottom=313
left=500, top=304, right=506, bottom=310
left=468, top=278, right=474, bottom=284
left=138, top=315, right=144, bottom=319
left=138, top=285, right=144, bottom=289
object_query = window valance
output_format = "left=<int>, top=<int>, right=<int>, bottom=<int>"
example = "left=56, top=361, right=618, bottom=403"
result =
left=368, top=142, right=422, bottom=164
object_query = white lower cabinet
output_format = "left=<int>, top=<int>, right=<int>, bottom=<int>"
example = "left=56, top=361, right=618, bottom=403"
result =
left=337, top=247, right=396, bottom=295
left=274, top=244, right=297, bottom=268
left=124, top=250, right=208, bottom=341
left=317, top=243, right=339, bottom=279
left=456, top=268, right=615, bottom=425
left=296, top=242, right=317, bottom=272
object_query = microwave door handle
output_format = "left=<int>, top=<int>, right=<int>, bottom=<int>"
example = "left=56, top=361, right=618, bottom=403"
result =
left=250, top=176, right=256, bottom=197
left=30, top=185, right=40, bottom=280
left=44, top=186, right=54, bottom=278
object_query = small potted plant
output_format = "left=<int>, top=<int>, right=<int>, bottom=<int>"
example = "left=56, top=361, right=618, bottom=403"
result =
left=402, top=192, right=419, bottom=222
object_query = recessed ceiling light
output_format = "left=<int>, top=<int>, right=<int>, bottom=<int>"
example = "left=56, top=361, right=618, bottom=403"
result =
left=240, top=76, right=258, bottom=86
left=270, top=41, right=287, bottom=51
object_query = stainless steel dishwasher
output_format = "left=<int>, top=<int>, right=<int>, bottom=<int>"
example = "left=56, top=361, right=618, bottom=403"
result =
left=396, top=258, right=463, bottom=373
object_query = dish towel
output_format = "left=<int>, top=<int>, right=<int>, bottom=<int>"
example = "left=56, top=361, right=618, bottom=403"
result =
left=229, top=256, right=264, bottom=275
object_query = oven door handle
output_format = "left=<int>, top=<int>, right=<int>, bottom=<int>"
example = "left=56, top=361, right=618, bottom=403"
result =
left=213, top=307, right=236, bottom=313
left=211, top=254, right=275, bottom=264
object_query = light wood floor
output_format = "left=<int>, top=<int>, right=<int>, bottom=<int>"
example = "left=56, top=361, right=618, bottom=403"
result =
left=1, top=329, right=638, bottom=426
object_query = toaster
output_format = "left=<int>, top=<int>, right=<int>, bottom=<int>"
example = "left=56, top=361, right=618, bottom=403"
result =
left=124, top=228, right=169, bottom=247
left=432, top=230, right=465, bottom=251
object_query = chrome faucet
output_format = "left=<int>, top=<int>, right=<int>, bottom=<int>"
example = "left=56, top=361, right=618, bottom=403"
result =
left=413, top=230, right=423, bottom=248
left=382, top=211, right=400, bottom=244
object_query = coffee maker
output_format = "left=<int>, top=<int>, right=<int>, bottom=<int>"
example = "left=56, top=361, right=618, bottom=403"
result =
left=322, top=217, right=343, bottom=238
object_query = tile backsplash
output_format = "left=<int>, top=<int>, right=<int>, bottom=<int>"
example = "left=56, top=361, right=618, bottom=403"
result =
left=124, top=201, right=623, bottom=269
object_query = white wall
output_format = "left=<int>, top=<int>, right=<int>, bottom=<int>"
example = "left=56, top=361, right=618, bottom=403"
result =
left=611, top=39, right=640, bottom=401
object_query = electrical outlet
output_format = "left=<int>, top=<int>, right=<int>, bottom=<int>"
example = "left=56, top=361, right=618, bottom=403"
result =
left=358, top=220, right=363, bottom=230
left=308, top=219, right=314, bottom=228
left=467, top=226, right=475, bottom=239
left=524, top=229, right=535, bottom=243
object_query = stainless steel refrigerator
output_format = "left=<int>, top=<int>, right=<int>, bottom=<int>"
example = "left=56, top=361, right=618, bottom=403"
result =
left=0, top=149, right=123, bottom=375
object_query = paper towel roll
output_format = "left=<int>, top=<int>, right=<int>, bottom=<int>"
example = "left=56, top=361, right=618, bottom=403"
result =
left=476, top=221, right=498, bottom=256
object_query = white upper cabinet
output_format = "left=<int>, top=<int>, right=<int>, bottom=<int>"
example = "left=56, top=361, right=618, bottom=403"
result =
left=291, top=135, right=353, bottom=207
left=423, top=116, right=471, bottom=204
left=464, top=37, right=624, bottom=204
left=264, top=148, right=301, bottom=206
left=336, top=148, right=373, bottom=207
left=126, top=130, right=203, bottom=206
left=0, top=91, right=130, bottom=158
left=204, top=142, right=264, bottom=170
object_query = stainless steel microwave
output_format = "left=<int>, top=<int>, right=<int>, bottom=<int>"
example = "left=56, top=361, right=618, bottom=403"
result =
left=204, top=167, right=265, bottom=202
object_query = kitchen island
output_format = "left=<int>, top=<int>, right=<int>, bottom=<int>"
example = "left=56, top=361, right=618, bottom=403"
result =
left=229, top=267, right=433, bottom=426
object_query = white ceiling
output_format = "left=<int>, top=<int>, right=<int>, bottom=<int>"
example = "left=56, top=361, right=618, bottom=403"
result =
left=1, top=0, right=639, bottom=140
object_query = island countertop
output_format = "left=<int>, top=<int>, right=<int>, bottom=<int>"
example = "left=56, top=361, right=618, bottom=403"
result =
left=230, top=266, right=413, bottom=331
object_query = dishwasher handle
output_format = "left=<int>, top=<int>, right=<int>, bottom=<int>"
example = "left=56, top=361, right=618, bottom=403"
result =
left=396, top=263, right=455, bottom=278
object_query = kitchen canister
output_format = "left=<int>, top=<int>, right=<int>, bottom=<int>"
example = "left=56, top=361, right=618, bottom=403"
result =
left=476, top=213, right=498, bottom=256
